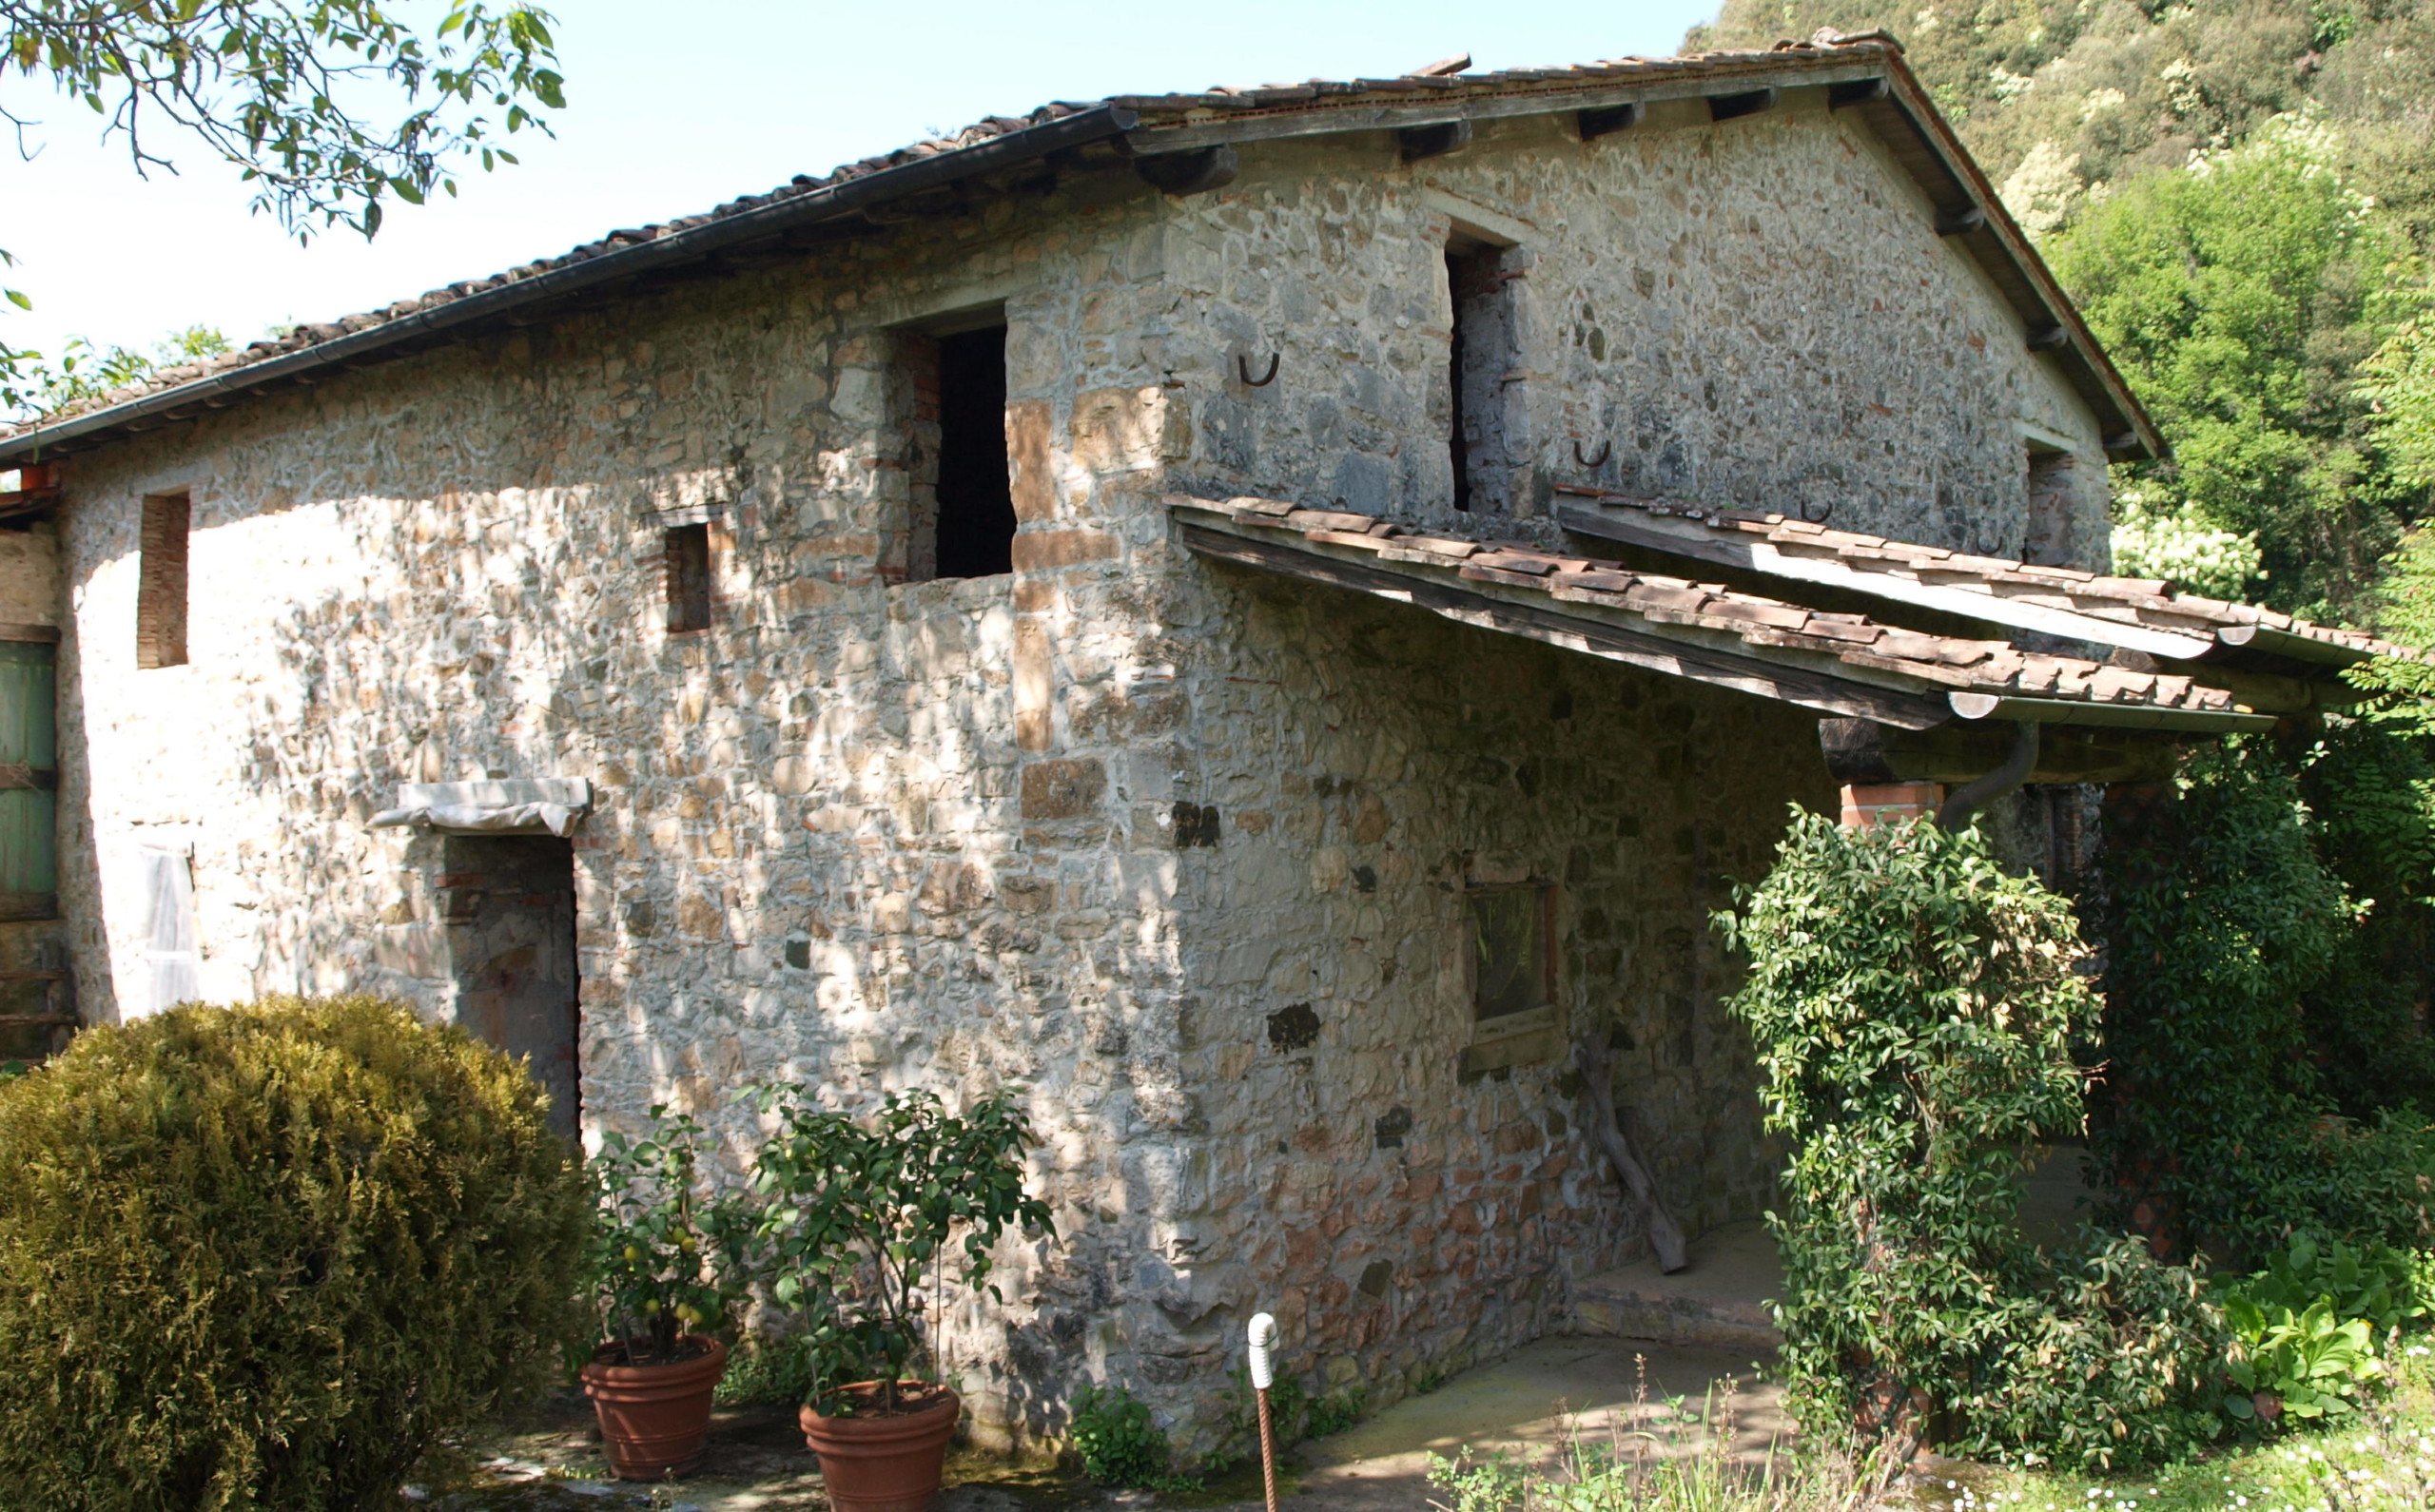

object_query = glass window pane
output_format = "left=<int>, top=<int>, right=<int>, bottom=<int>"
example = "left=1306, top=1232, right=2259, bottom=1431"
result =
left=1471, top=887, right=1548, bottom=1020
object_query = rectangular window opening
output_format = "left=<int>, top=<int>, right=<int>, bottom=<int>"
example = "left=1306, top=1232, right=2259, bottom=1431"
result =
left=1446, top=242, right=1516, bottom=516
left=2024, top=443, right=2076, bottom=567
left=664, top=521, right=711, bottom=633
left=900, top=321, right=1015, bottom=582
left=136, top=492, right=189, bottom=669
left=1469, top=883, right=1554, bottom=1022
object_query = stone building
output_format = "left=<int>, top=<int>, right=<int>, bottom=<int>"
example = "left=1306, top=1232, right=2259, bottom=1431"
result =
left=0, top=31, right=2399, bottom=1449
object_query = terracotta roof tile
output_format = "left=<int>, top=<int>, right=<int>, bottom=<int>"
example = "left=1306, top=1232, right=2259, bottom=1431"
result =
left=1170, top=494, right=2264, bottom=719
left=7, top=35, right=1916, bottom=441
left=1552, top=488, right=2425, bottom=664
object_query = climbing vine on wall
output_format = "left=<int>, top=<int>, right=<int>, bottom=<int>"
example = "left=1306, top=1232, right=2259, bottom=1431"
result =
left=1720, top=811, right=2221, bottom=1468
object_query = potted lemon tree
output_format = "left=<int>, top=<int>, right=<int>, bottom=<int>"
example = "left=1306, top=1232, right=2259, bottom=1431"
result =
left=746, top=1085, right=1053, bottom=1512
left=582, top=1107, right=756, bottom=1480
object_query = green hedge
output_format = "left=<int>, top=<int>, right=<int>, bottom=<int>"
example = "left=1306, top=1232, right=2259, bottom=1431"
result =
left=0, top=996, right=591, bottom=1511
left=1721, top=812, right=2224, bottom=1468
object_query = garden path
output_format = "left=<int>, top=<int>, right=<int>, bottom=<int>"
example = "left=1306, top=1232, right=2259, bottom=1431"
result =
left=420, top=1333, right=1785, bottom=1511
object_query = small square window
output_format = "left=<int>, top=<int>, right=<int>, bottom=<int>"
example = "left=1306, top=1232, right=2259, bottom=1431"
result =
left=664, top=522, right=711, bottom=633
left=1469, top=884, right=1553, bottom=1021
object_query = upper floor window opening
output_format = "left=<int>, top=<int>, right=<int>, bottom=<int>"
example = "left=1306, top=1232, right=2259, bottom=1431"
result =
left=2024, top=441, right=2077, bottom=567
left=136, top=492, right=189, bottom=669
left=896, top=314, right=1016, bottom=582
left=1446, top=235, right=1521, bottom=515
left=663, top=521, right=712, bottom=633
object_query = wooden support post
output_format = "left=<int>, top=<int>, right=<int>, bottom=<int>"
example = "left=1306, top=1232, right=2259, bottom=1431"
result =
left=1573, top=1026, right=1689, bottom=1272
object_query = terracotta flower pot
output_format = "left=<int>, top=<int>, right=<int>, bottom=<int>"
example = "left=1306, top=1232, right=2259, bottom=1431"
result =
left=580, top=1334, right=729, bottom=1481
left=799, top=1382, right=961, bottom=1512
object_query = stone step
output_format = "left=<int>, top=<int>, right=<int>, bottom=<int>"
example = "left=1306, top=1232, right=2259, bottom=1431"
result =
left=1572, top=1219, right=1785, bottom=1356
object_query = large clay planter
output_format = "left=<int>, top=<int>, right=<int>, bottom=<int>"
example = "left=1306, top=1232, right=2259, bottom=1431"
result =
left=580, top=1335, right=729, bottom=1481
left=799, top=1382, right=961, bottom=1512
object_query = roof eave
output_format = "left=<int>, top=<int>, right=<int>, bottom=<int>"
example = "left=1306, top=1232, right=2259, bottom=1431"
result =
left=1866, top=60, right=2165, bottom=462
left=1130, top=45, right=2162, bottom=465
left=0, top=105, right=1140, bottom=465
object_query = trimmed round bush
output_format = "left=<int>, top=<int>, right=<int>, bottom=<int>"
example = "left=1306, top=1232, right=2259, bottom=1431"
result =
left=0, top=996, right=591, bottom=1511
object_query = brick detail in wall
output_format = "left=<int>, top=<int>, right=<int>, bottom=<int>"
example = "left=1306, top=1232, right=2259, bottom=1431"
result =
left=1841, top=782, right=1944, bottom=828
left=135, top=493, right=189, bottom=669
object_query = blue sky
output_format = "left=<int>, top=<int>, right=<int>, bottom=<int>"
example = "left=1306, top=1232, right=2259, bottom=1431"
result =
left=1, top=0, right=1723, bottom=363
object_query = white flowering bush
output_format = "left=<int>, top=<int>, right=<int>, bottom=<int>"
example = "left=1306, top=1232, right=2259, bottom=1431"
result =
left=2113, top=494, right=2266, bottom=599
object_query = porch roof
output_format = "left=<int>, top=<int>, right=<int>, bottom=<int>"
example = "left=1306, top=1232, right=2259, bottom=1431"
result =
left=1551, top=488, right=2418, bottom=684
left=1172, top=494, right=2376, bottom=736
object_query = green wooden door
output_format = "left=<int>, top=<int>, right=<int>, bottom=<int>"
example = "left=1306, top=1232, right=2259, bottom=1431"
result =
left=0, top=639, right=56, bottom=921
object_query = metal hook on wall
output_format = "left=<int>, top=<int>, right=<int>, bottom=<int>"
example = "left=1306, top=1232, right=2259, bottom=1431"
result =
left=1572, top=438, right=1612, bottom=469
left=1237, top=352, right=1280, bottom=387
left=1799, top=498, right=1834, bottom=524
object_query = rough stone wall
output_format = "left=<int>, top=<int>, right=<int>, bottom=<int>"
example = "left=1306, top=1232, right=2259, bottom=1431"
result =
left=1163, top=87, right=2114, bottom=567
left=45, top=95, right=2074, bottom=1454
left=1143, top=571, right=1821, bottom=1425
left=0, top=522, right=58, bottom=627
left=47, top=174, right=1205, bottom=1447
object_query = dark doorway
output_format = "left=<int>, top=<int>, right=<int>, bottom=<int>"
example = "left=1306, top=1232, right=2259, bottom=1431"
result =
left=933, top=324, right=1016, bottom=578
left=441, top=834, right=580, bottom=1139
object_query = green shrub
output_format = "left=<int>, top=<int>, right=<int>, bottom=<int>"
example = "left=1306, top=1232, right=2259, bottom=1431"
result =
left=1306, top=1386, right=1366, bottom=1437
left=1220, top=1364, right=1309, bottom=1462
left=715, top=1332, right=820, bottom=1408
left=2221, top=1296, right=2381, bottom=1425
left=2090, top=744, right=2357, bottom=1260
left=1070, top=1385, right=1197, bottom=1490
left=0, top=996, right=592, bottom=1512
left=2234, top=1232, right=2427, bottom=1333
left=1720, top=812, right=2224, bottom=1468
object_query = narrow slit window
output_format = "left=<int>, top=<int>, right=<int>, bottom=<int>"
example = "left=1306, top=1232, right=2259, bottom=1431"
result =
left=1469, top=884, right=1554, bottom=1021
left=900, top=321, right=1015, bottom=583
left=136, top=492, right=189, bottom=669
left=1446, top=242, right=1515, bottom=516
left=664, top=522, right=711, bottom=632
left=2024, top=444, right=2076, bottom=567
